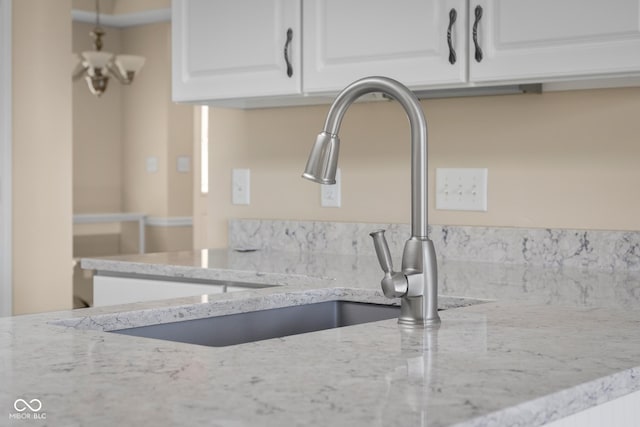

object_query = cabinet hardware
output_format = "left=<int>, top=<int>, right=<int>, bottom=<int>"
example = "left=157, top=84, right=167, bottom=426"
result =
left=284, top=28, right=293, bottom=77
left=447, top=8, right=457, bottom=65
left=473, top=5, right=483, bottom=62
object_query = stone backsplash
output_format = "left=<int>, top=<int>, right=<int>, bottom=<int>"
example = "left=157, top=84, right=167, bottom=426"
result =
left=229, top=219, right=640, bottom=270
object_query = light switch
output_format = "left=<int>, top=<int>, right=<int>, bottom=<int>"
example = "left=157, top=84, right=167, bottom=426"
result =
left=232, top=168, right=250, bottom=205
left=146, top=157, right=158, bottom=173
left=177, top=156, right=190, bottom=173
left=435, top=168, right=488, bottom=211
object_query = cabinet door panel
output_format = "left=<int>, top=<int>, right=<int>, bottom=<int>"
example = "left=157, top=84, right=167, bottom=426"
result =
left=471, top=0, right=640, bottom=82
left=94, top=276, right=225, bottom=307
left=303, top=0, right=467, bottom=94
left=172, top=0, right=301, bottom=102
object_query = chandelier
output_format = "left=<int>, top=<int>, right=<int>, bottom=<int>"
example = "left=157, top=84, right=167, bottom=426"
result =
left=72, top=0, right=145, bottom=97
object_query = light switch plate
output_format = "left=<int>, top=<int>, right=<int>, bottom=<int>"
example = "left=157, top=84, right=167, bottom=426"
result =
left=321, top=168, right=341, bottom=207
left=146, top=156, right=158, bottom=173
left=435, top=168, right=488, bottom=211
left=177, top=156, right=190, bottom=173
left=232, top=169, right=250, bottom=205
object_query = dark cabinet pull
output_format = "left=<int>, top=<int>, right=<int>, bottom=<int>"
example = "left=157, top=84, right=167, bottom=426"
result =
left=284, top=28, right=293, bottom=78
left=447, top=8, right=457, bottom=64
left=473, top=5, right=483, bottom=62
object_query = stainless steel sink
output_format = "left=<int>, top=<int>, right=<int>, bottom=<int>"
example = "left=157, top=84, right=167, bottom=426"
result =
left=111, top=301, right=401, bottom=347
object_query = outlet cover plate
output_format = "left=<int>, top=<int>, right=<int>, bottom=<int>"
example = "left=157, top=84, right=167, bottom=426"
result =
left=321, top=168, right=341, bottom=207
left=435, top=168, right=488, bottom=211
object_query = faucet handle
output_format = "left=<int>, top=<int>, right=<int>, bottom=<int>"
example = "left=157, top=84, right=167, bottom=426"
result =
left=369, top=230, right=393, bottom=274
left=370, top=230, right=408, bottom=298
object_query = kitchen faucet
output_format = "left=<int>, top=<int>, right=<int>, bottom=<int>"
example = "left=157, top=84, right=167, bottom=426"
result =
left=302, top=76, right=440, bottom=327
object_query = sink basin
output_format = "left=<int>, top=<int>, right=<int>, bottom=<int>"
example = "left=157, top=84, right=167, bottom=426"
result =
left=111, top=301, right=401, bottom=347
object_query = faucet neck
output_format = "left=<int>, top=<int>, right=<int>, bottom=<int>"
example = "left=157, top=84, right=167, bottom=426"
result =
left=322, top=77, right=429, bottom=239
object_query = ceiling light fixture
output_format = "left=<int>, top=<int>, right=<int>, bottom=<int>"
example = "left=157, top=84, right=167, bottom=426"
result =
left=72, top=0, right=145, bottom=97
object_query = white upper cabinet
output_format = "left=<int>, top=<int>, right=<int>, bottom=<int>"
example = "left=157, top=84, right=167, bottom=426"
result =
left=172, top=0, right=301, bottom=102
left=303, top=0, right=468, bottom=94
left=470, top=0, right=640, bottom=83
left=172, top=0, right=640, bottom=105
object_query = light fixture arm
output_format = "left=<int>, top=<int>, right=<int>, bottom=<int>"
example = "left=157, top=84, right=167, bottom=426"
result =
left=107, top=63, right=133, bottom=85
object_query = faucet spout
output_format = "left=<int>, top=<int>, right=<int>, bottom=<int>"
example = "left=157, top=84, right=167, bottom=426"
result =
left=302, top=76, right=440, bottom=327
left=303, top=76, right=428, bottom=239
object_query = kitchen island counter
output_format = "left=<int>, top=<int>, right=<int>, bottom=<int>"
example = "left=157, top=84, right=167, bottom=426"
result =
left=2, top=249, right=640, bottom=426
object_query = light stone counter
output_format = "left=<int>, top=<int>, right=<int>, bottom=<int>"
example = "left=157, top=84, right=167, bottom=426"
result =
left=1, top=248, right=640, bottom=426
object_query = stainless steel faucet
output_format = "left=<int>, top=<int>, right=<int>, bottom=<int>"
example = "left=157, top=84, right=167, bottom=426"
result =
left=302, top=76, right=440, bottom=327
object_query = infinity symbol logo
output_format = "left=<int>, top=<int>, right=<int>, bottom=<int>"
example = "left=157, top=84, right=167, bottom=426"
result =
left=14, top=399, right=42, bottom=412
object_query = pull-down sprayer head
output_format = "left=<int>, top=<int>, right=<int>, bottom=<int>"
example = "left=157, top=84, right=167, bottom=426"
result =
left=301, top=132, right=340, bottom=185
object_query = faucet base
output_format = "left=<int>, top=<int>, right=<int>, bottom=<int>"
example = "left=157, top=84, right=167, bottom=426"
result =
left=398, top=238, right=440, bottom=327
left=398, top=316, right=441, bottom=327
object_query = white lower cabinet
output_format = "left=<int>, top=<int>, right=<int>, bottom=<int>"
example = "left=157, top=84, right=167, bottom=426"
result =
left=93, top=275, right=251, bottom=307
left=545, top=389, right=640, bottom=427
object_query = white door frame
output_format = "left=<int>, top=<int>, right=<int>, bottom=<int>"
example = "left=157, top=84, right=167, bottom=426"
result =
left=0, top=0, right=12, bottom=317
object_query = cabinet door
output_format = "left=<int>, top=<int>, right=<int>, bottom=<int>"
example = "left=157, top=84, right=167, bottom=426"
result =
left=93, top=275, right=225, bottom=307
left=470, top=0, right=640, bottom=83
left=172, top=0, right=301, bottom=102
left=303, top=0, right=467, bottom=94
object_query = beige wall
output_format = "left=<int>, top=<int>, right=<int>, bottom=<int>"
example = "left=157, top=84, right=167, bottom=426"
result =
left=145, top=227, right=193, bottom=253
left=167, top=94, right=194, bottom=217
left=121, top=22, right=194, bottom=223
left=113, top=0, right=170, bottom=15
left=72, top=21, right=124, bottom=263
left=73, top=21, right=123, bottom=214
left=72, top=0, right=115, bottom=14
left=13, top=0, right=73, bottom=314
left=73, top=21, right=193, bottom=257
left=121, top=23, right=170, bottom=216
left=205, top=87, right=640, bottom=248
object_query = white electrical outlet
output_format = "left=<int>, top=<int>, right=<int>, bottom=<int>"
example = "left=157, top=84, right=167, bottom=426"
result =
left=321, top=168, right=341, bottom=208
left=435, top=168, right=488, bottom=211
left=232, top=168, right=250, bottom=205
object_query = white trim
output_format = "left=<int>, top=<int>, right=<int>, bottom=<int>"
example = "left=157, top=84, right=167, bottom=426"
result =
left=73, top=213, right=146, bottom=224
left=0, top=0, right=12, bottom=317
left=145, top=217, right=193, bottom=227
left=73, top=213, right=146, bottom=254
left=543, top=76, right=640, bottom=92
left=71, top=8, right=170, bottom=28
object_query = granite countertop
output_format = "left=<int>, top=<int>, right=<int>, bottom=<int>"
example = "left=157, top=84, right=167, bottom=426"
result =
left=2, top=249, right=640, bottom=426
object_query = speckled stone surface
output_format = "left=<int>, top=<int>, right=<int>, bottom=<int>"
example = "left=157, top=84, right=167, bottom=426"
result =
left=0, top=248, right=637, bottom=426
left=229, top=219, right=640, bottom=270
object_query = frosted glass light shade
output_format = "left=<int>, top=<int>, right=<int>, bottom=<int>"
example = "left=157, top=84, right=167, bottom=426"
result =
left=81, top=50, right=114, bottom=71
left=114, top=55, right=145, bottom=77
